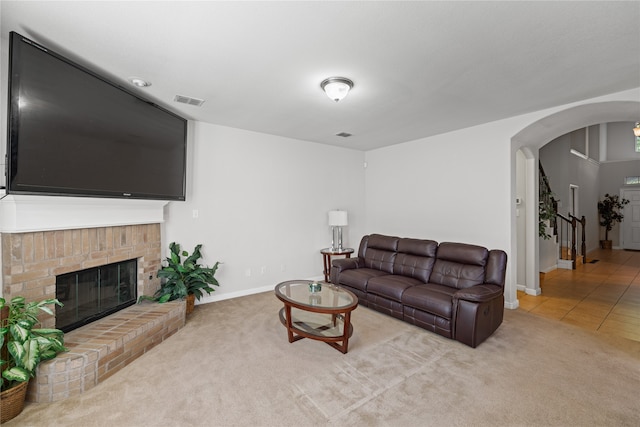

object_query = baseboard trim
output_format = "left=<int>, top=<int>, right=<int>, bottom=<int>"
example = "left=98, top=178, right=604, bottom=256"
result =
left=557, top=259, right=573, bottom=270
left=505, top=300, right=520, bottom=310
left=541, top=265, right=558, bottom=273
left=196, top=275, right=325, bottom=305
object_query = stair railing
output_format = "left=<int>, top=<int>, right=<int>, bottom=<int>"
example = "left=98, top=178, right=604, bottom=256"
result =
left=556, top=212, right=587, bottom=269
left=539, top=161, right=586, bottom=270
left=539, top=163, right=558, bottom=238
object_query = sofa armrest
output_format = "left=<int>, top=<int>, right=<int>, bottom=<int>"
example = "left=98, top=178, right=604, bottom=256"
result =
left=332, top=257, right=362, bottom=270
left=485, top=250, right=507, bottom=287
left=453, top=284, right=503, bottom=304
left=330, top=257, right=362, bottom=283
left=453, top=284, right=504, bottom=348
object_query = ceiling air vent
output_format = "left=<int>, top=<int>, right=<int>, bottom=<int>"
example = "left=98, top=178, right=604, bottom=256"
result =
left=335, top=132, right=352, bottom=138
left=174, top=95, right=205, bottom=107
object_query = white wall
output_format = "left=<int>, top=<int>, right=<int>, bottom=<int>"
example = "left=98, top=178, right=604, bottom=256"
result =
left=162, top=122, right=366, bottom=303
left=363, top=119, right=516, bottom=306
left=601, top=160, right=640, bottom=192
left=540, top=132, right=570, bottom=209
left=607, top=121, right=640, bottom=161
left=364, top=125, right=511, bottom=249
left=576, top=159, right=601, bottom=251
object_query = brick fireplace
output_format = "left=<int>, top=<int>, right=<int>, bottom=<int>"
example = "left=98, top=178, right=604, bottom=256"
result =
left=1, top=222, right=186, bottom=402
left=1, top=223, right=163, bottom=317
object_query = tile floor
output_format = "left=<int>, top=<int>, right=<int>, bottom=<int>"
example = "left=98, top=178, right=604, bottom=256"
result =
left=517, top=248, right=640, bottom=342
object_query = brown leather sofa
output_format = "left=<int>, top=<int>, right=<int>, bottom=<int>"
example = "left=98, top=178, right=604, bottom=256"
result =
left=330, top=234, right=507, bottom=348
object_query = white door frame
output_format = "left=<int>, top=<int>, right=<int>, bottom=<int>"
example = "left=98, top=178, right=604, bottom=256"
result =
left=621, top=187, right=640, bottom=250
left=569, top=184, right=579, bottom=218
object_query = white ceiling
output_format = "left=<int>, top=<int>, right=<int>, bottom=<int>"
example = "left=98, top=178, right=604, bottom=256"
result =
left=2, top=1, right=639, bottom=151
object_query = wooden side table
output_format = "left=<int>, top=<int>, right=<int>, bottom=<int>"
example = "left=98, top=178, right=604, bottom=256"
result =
left=321, top=248, right=354, bottom=282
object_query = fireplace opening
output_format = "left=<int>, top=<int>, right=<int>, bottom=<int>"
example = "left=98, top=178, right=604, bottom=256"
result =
left=56, top=259, right=138, bottom=332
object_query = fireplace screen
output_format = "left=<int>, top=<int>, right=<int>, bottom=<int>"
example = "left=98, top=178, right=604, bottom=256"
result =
left=56, top=259, right=137, bottom=332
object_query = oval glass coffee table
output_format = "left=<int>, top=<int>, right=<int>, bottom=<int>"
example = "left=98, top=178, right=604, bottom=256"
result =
left=274, top=280, right=358, bottom=354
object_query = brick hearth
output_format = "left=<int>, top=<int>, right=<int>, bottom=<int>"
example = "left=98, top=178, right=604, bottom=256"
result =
left=27, top=300, right=185, bottom=402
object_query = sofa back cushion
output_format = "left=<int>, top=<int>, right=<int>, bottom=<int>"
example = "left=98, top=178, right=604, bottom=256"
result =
left=430, top=242, right=488, bottom=289
left=362, top=234, right=399, bottom=274
left=393, top=238, right=438, bottom=283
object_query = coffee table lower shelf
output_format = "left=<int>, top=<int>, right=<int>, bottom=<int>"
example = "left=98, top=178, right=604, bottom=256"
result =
left=278, top=307, right=354, bottom=354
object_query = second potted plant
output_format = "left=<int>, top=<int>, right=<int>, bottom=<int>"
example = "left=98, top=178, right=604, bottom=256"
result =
left=154, top=242, right=220, bottom=314
left=597, top=193, right=630, bottom=249
left=1, top=296, right=67, bottom=423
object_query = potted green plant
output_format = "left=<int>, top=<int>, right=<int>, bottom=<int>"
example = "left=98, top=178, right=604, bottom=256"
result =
left=597, top=194, right=630, bottom=249
left=153, top=242, right=220, bottom=314
left=1, top=296, right=67, bottom=423
left=539, top=188, right=558, bottom=240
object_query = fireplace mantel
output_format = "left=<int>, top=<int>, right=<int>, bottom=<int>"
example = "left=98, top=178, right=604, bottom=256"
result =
left=0, top=191, right=168, bottom=233
left=0, top=191, right=169, bottom=402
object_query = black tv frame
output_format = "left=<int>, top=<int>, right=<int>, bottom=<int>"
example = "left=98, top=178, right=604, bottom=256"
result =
left=6, top=31, right=187, bottom=201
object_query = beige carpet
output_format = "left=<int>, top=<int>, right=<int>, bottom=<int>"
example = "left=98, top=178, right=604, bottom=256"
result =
left=8, top=291, right=640, bottom=426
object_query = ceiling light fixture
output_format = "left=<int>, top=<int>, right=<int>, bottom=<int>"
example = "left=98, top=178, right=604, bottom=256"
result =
left=633, top=122, right=640, bottom=137
left=321, top=77, right=353, bottom=102
left=128, top=77, right=151, bottom=88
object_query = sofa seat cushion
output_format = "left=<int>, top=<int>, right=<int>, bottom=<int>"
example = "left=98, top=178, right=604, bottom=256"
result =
left=339, top=268, right=390, bottom=292
left=401, top=284, right=457, bottom=319
left=367, top=275, right=423, bottom=302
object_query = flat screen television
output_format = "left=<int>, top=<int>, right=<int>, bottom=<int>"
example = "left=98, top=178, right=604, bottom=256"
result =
left=6, top=31, right=187, bottom=201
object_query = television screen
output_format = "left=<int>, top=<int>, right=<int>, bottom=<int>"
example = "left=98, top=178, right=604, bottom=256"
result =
left=6, top=32, right=187, bottom=201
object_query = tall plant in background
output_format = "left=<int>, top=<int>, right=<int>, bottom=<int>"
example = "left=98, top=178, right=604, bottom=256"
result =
left=539, top=162, right=558, bottom=240
left=539, top=188, right=558, bottom=240
left=598, top=194, right=630, bottom=244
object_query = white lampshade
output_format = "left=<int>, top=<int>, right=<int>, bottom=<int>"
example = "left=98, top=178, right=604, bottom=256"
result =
left=328, top=210, right=348, bottom=226
left=320, top=77, right=353, bottom=102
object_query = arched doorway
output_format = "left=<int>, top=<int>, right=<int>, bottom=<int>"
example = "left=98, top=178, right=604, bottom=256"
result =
left=515, top=147, right=540, bottom=298
left=510, top=100, right=640, bottom=306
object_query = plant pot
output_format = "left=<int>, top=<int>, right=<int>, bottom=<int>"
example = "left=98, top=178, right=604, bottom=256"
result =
left=185, top=293, right=196, bottom=315
left=600, top=240, right=613, bottom=249
left=1, top=380, right=29, bottom=423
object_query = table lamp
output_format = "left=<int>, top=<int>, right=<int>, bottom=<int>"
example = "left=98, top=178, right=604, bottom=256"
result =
left=328, top=210, right=348, bottom=251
